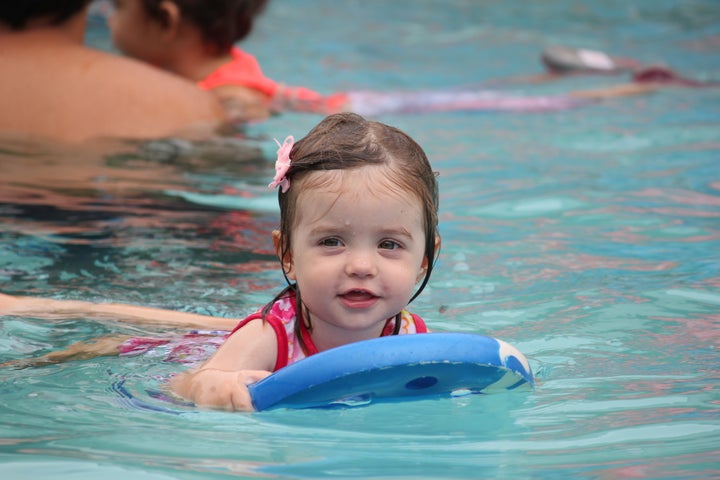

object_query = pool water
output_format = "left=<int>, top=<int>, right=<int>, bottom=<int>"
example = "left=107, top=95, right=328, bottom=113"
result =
left=2, top=0, right=719, bottom=478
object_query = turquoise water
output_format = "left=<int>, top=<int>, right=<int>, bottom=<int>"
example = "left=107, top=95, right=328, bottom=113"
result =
left=2, top=0, right=720, bottom=478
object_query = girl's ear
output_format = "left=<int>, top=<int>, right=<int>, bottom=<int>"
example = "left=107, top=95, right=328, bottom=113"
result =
left=156, top=1, right=182, bottom=39
left=417, top=234, right=441, bottom=283
left=272, top=230, right=296, bottom=280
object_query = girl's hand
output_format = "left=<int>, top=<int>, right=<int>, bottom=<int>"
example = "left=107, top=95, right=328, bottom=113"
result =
left=168, top=318, right=277, bottom=411
left=169, top=368, right=271, bottom=412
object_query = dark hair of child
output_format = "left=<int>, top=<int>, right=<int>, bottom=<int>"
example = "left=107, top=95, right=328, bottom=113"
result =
left=140, top=0, right=268, bottom=54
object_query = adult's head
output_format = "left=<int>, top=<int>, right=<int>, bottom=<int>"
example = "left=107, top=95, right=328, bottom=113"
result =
left=0, top=0, right=91, bottom=30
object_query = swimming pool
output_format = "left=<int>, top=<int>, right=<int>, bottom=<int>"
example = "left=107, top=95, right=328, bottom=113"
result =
left=1, top=0, right=719, bottom=478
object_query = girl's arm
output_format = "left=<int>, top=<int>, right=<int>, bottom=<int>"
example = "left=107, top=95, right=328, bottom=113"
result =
left=0, top=293, right=241, bottom=330
left=169, top=318, right=278, bottom=411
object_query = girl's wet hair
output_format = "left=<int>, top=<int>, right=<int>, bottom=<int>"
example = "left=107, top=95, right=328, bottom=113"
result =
left=140, top=0, right=268, bottom=54
left=0, top=0, right=91, bottom=29
left=265, top=112, right=440, bottom=348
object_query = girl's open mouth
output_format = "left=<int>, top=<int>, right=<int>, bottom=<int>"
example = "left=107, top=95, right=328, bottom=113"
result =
left=339, top=289, right=378, bottom=308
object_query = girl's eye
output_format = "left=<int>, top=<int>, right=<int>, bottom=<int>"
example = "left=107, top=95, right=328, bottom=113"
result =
left=320, top=238, right=342, bottom=247
left=379, top=240, right=401, bottom=250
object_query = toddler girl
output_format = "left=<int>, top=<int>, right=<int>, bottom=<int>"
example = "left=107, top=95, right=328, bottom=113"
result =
left=171, top=111, right=440, bottom=409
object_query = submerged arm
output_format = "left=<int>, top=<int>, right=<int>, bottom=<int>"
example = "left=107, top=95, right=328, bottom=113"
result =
left=0, top=292, right=241, bottom=330
left=568, top=82, right=657, bottom=99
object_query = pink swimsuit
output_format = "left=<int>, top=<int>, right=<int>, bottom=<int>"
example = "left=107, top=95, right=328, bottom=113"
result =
left=118, top=330, right=228, bottom=366
left=197, top=47, right=348, bottom=113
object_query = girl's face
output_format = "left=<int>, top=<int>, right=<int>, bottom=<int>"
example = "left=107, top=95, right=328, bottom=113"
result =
left=281, top=166, right=429, bottom=351
left=107, top=0, right=168, bottom=66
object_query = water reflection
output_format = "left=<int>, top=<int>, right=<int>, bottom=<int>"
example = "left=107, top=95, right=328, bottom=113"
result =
left=0, top=134, right=278, bottom=299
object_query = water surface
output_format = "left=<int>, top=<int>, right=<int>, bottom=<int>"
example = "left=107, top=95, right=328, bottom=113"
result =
left=1, top=0, right=719, bottom=478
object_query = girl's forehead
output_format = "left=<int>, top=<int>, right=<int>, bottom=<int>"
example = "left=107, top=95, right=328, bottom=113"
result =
left=294, top=166, right=420, bottom=214
left=299, top=165, right=397, bottom=194
left=288, top=166, right=428, bottom=236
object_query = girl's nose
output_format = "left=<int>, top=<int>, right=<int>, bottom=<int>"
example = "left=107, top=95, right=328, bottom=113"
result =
left=344, top=251, right=377, bottom=277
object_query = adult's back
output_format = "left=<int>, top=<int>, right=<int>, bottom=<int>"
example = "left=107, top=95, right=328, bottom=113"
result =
left=0, top=3, right=225, bottom=143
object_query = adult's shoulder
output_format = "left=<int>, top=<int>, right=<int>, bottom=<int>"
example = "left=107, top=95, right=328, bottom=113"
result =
left=89, top=49, right=217, bottom=106
left=76, top=48, right=227, bottom=135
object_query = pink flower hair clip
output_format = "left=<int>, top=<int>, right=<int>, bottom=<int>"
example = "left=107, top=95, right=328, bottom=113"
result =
left=268, top=135, right=294, bottom=193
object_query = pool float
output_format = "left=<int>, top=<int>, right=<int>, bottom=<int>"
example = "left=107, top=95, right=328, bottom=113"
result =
left=248, top=333, right=534, bottom=411
left=541, top=46, right=641, bottom=74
